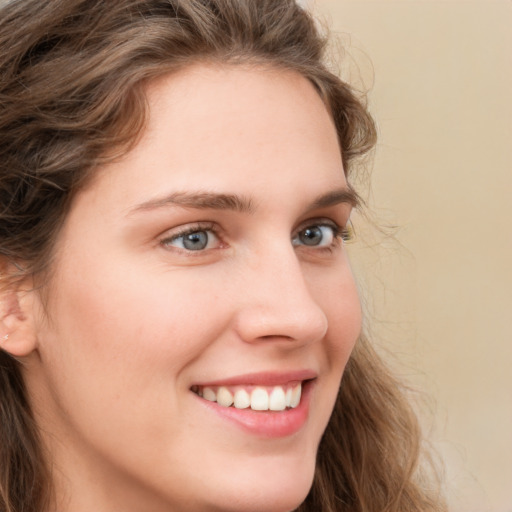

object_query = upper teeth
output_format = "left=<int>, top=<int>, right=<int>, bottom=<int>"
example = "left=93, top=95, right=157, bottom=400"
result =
left=193, top=383, right=302, bottom=411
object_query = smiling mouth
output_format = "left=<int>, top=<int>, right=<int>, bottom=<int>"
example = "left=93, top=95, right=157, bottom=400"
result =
left=191, top=382, right=304, bottom=412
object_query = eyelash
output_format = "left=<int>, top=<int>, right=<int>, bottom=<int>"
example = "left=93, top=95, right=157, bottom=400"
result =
left=159, top=220, right=353, bottom=254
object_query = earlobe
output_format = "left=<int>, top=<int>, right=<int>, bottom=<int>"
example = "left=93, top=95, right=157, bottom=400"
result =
left=0, top=279, right=39, bottom=358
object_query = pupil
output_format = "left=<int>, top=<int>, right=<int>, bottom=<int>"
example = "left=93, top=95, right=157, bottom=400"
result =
left=183, top=231, right=208, bottom=250
left=300, top=226, right=322, bottom=246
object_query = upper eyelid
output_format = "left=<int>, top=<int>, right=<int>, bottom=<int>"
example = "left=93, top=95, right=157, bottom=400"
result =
left=293, top=217, right=343, bottom=234
left=159, top=221, right=218, bottom=240
left=160, top=218, right=342, bottom=236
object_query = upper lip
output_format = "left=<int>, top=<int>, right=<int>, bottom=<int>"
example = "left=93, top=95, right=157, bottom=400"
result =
left=191, top=369, right=317, bottom=388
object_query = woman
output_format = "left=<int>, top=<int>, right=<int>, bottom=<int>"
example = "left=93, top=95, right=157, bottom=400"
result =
left=0, top=1, right=445, bottom=511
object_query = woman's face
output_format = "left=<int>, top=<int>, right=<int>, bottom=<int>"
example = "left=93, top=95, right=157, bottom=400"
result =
left=28, top=65, right=361, bottom=512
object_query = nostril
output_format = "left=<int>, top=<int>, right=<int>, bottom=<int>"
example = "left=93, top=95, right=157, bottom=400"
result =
left=258, top=334, right=294, bottom=341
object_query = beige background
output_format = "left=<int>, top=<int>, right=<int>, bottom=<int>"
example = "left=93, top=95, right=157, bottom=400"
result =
left=309, top=1, right=512, bottom=511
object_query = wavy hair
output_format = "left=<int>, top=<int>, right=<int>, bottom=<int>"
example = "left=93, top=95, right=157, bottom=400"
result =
left=0, top=1, right=444, bottom=510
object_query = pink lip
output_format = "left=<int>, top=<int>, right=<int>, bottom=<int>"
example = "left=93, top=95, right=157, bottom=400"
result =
left=191, top=372, right=317, bottom=438
left=192, top=369, right=317, bottom=387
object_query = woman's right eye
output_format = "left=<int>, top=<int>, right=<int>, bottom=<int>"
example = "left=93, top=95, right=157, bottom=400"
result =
left=161, top=226, right=221, bottom=252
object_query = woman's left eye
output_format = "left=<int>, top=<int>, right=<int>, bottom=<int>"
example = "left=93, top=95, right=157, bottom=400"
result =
left=292, top=223, right=346, bottom=248
left=161, top=226, right=220, bottom=252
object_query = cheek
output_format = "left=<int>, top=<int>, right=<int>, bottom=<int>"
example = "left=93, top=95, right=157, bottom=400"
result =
left=308, top=259, right=362, bottom=362
left=305, top=260, right=361, bottom=428
left=33, top=260, right=236, bottom=479
left=329, top=279, right=362, bottom=363
left=38, top=258, right=230, bottom=412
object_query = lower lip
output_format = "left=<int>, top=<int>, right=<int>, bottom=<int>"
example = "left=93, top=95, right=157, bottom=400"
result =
left=194, top=380, right=314, bottom=438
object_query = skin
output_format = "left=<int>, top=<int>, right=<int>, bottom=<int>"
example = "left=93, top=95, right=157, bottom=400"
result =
left=16, top=65, right=362, bottom=512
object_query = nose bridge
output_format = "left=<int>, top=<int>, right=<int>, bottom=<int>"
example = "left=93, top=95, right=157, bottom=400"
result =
left=233, top=242, right=328, bottom=345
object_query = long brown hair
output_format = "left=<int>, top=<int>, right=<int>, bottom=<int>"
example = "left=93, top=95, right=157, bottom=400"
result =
left=0, top=1, right=445, bottom=510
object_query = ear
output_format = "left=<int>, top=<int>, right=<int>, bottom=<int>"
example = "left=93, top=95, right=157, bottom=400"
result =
left=0, top=275, right=38, bottom=358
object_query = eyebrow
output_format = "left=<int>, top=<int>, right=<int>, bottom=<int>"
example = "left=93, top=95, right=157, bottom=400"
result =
left=307, top=186, right=360, bottom=211
left=129, top=191, right=255, bottom=215
left=128, top=186, right=359, bottom=216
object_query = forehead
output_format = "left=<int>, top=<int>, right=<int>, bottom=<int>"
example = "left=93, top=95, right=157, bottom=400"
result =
left=79, top=64, right=346, bottom=214
left=142, top=64, right=340, bottom=172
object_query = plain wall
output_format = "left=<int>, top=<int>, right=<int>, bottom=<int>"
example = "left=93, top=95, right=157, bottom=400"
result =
left=310, top=1, right=512, bottom=511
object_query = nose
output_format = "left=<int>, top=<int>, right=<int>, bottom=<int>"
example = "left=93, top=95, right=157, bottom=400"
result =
left=232, top=246, right=328, bottom=346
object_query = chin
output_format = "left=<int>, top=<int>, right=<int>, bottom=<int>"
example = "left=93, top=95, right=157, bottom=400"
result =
left=198, top=456, right=315, bottom=512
